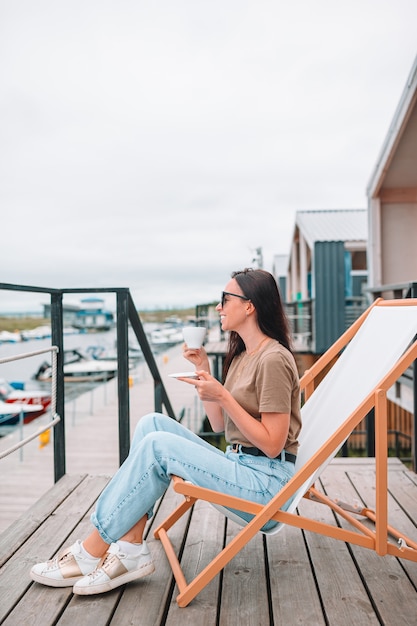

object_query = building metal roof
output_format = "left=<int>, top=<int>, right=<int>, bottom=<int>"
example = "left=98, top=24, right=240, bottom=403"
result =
left=295, top=208, right=367, bottom=249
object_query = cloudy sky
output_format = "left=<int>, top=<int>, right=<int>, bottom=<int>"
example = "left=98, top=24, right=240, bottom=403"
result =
left=1, top=0, right=416, bottom=312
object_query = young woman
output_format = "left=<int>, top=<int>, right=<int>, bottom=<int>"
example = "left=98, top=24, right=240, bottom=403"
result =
left=30, top=268, right=301, bottom=595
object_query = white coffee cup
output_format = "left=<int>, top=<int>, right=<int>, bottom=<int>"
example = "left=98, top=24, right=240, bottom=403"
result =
left=182, top=326, right=206, bottom=349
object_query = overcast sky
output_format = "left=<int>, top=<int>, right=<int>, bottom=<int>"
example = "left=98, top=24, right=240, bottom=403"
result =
left=1, top=0, right=416, bottom=312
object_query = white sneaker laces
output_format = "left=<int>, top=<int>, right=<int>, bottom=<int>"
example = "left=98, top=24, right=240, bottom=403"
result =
left=86, top=547, right=126, bottom=580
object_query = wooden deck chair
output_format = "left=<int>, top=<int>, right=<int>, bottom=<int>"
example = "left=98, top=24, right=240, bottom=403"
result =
left=154, top=298, right=417, bottom=607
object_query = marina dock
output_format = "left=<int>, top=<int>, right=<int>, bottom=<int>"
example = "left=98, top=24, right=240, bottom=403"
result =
left=0, top=343, right=205, bottom=531
left=1, top=345, right=417, bottom=624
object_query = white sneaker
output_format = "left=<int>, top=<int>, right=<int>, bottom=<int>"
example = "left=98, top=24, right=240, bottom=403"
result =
left=73, top=540, right=155, bottom=595
left=30, top=541, right=101, bottom=588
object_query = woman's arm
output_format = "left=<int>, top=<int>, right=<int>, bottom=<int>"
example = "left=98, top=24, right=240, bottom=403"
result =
left=225, top=404, right=289, bottom=457
left=201, top=401, right=225, bottom=433
left=181, top=347, right=225, bottom=432
left=184, top=371, right=290, bottom=456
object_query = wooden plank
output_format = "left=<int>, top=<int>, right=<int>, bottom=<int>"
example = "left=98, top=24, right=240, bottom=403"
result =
left=3, top=502, right=119, bottom=626
left=1, top=459, right=415, bottom=626
left=0, top=475, right=110, bottom=623
left=204, top=341, right=227, bottom=356
left=298, top=493, right=379, bottom=625
left=330, top=457, right=405, bottom=471
left=218, top=517, right=270, bottom=626
left=32, top=490, right=178, bottom=626
left=320, top=466, right=417, bottom=625
left=109, top=484, right=194, bottom=626
left=38, top=494, right=124, bottom=626
left=0, top=474, right=87, bottom=567
left=267, top=521, right=326, bottom=624
left=24, top=481, right=169, bottom=626
left=164, top=501, right=226, bottom=624
left=386, top=468, right=417, bottom=586
left=3, top=584, right=74, bottom=626
left=388, top=467, right=417, bottom=516
left=58, top=594, right=121, bottom=626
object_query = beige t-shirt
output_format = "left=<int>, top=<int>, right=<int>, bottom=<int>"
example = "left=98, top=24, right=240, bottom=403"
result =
left=223, top=339, right=301, bottom=455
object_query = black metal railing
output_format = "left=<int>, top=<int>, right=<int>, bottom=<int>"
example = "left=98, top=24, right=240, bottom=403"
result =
left=344, top=296, right=369, bottom=329
left=285, top=296, right=369, bottom=353
left=285, top=299, right=313, bottom=351
left=0, top=283, right=176, bottom=482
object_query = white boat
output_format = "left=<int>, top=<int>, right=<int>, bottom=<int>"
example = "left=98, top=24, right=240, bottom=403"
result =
left=18, top=326, right=79, bottom=341
left=20, top=325, right=52, bottom=340
left=150, top=326, right=183, bottom=348
left=86, top=344, right=142, bottom=365
left=34, top=349, right=120, bottom=383
left=0, top=330, right=21, bottom=343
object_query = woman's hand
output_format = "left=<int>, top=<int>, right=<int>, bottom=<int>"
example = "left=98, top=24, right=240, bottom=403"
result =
left=178, top=370, right=225, bottom=432
left=182, top=345, right=210, bottom=372
left=179, top=371, right=225, bottom=403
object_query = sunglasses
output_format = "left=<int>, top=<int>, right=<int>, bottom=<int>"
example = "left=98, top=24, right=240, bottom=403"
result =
left=221, top=291, right=250, bottom=307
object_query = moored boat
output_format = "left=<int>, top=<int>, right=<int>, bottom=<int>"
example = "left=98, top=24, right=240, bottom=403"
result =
left=0, top=399, right=45, bottom=428
left=150, top=326, right=183, bottom=349
left=34, top=349, right=120, bottom=383
left=0, top=379, right=51, bottom=421
left=0, top=330, right=21, bottom=344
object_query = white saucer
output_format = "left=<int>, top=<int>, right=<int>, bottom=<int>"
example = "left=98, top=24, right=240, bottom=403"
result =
left=168, top=371, right=199, bottom=379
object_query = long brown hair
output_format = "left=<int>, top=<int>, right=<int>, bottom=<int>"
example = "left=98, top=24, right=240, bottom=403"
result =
left=222, top=268, right=292, bottom=380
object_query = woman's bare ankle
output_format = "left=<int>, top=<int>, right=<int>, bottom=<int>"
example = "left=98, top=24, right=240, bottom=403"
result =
left=83, top=531, right=109, bottom=558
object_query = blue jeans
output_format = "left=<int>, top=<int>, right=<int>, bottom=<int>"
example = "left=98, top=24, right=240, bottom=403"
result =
left=91, top=413, right=295, bottom=544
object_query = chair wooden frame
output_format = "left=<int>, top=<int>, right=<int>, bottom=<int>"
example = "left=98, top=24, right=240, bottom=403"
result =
left=154, top=299, right=417, bottom=607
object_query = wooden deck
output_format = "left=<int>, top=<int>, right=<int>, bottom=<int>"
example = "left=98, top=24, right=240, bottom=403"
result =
left=1, top=458, right=417, bottom=625
left=2, top=340, right=417, bottom=624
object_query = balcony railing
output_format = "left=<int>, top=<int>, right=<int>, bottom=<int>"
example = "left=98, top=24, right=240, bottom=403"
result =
left=285, top=296, right=369, bottom=353
left=0, top=283, right=177, bottom=482
left=285, top=299, right=312, bottom=352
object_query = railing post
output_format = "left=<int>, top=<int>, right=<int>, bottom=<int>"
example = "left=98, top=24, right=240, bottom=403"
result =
left=127, top=292, right=176, bottom=419
left=116, top=290, right=130, bottom=465
left=51, top=291, right=66, bottom=481
left=155, top=380, right=163, bottom=413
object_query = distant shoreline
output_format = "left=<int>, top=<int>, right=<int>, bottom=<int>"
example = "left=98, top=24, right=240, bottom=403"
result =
left=0, top=307, right=197, bottom=332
